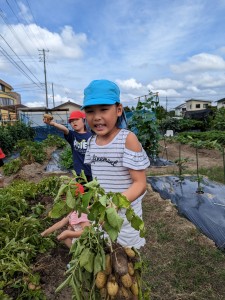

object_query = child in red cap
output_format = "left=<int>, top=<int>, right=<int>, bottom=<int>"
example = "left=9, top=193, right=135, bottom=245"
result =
left=43, top=111, right=92, bottom=181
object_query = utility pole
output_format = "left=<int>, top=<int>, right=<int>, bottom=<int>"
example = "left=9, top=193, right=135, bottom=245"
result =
left=166, top=96, right=168, bottom=112
left=39, top=49, right=49, bottom=108
left=52, top=83, right=55, bottom=107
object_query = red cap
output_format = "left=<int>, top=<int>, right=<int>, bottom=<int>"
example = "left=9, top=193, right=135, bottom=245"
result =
left=0, top=148, right=5, bottom=159
left=68, top=111, right=86, bottom=122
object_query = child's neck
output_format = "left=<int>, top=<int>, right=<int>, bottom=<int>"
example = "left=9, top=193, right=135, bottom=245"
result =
left=96, top=127, right=120, bottom=146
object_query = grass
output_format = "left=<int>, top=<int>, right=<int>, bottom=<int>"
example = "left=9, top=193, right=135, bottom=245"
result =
left=141, top=181, right=225, bottom=300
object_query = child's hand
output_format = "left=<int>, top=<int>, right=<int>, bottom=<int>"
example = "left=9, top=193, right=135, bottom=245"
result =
left=57, top=230, right=72, bottom=241
left=43, top=114, right=54, bottom=125
left=41, top=231, right=48, bottom=237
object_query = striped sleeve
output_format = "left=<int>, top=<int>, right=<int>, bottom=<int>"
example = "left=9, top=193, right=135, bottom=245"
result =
left=122, top=147, right=150, bottom=170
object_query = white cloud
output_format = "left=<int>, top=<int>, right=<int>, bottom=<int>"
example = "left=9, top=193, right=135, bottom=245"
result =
left=18, top=2, right=33, bottom=23
left=116, top=78, right=143, bottom=90
left=186, top=73, right=225, bottom=88
left=171, top=53, right=225, bottom=73
left=25, top=101, right=45, bottom=107
left=149, top=78, right=184, bottom=90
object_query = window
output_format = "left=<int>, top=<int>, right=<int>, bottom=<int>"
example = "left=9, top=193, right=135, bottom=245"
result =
left=196, top=104, right=200, bottom=108
left=203, top=104, right=208, bottom=108
left=190, top=104, right=192, bottom=109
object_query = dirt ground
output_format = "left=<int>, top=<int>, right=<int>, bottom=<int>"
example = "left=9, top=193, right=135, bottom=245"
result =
left=2, top=142, right=224, bottom=299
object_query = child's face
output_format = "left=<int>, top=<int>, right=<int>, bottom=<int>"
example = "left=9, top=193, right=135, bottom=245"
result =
left=69, top=118, right=85, bottom=132
left=85, top=104, right=122, bottom=136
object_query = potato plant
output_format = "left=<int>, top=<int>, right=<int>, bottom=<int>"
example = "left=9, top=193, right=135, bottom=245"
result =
left=49, top=171, right=149, bottom=299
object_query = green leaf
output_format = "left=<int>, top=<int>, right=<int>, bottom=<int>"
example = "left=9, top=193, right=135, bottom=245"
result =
left=112, top=193, right=130, bottom=209
left=98, top=195, right=107, bottom=207
left=54, top=183, right=68, bottom=202
left=66, top=188, right=76, bottom=209
left=106, top=207, right=124, bottom=231
left=126, top=207, right=134, bottom=222
left=83, top=251, right=95, bottom=273
left=94, top=252, right=103, bottom=275
left=103, top=220, right=119, bottom=241
left=49, top=201, right=69, bottom=218
left=79, top=248, right=91, bottom=267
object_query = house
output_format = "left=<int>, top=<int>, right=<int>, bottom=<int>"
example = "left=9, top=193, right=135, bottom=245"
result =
left=185, top=99, right=212, bottom=111
left=216, top=98, right=225, bottom=109
left=18, top=100, right=82, bottom=127
left=52, top=101, right=81, bottom=124
left=0, top=79, right=21, bottom=124
left=174, top=103, right=186, bottom=117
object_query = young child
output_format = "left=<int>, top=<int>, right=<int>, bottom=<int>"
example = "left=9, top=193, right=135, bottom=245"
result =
left=82, top=79, right=150, bottom=249
left=43, top=111, right=92, bottom=181
left=41, top=211, right=90, bottom=248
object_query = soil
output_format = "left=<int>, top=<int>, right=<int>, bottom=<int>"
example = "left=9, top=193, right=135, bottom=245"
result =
left=1, top=141, right=224, bottom=299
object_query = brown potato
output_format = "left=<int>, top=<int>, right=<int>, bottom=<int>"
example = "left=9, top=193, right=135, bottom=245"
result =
left=43, top=113, right=53, bottom=121
left=104, top=254, right=112, bottom=275
left=121, top=273, right=133, bottom=288
left=95, top=271, right=108, bottom=289
left=107, top=277, right=119, bottom=296
left=124, top=247, right=136, bottom=258
left=130, top=281, right=139, bottom=296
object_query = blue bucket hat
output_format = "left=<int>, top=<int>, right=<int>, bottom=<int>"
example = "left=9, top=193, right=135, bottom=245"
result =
left=82, top=79, right=127, bottom=129
left=82, top=79, right=120, bottom=108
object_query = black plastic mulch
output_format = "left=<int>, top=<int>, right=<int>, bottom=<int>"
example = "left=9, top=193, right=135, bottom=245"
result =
left=147, top=176, right=225, bottom=249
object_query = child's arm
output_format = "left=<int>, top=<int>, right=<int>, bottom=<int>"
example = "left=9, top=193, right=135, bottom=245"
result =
left=57, top=221, right=90, bottom=241
left=43, top=116, right=69, bottom=135
left=122, top=132, right=147, bottom=202
left=41, top=216, right=69, bottom=237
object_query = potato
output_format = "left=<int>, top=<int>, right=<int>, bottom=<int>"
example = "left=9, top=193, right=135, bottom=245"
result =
left=104, top=254, right=112, bottom=275
left=28, top=283, right=36, bottom=290
left=130, top=281, right=139, bottom=296
left=124, top=247, right=136, bottom=258
left=107, top=277, right=119, bottom=296
left=95, top=271, right=108, bottom=289
left=121, top=273, right=132, bottom=288
left=43, top=113, right=53, bottom=121
left=117, top=286, right=131, bottom=299
left=128, top=262, right=134, bottom=276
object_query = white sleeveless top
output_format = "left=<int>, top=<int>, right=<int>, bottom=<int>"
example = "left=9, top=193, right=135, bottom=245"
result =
left=84, top=129, right=150, bottom=248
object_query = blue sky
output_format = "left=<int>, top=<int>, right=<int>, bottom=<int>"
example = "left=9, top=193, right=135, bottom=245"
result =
left=1, top=0, right=225, bottom=110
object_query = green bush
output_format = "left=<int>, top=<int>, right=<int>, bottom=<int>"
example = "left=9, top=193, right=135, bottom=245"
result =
left=59, top=146, right=73, bottom=169
left=159, top=117, right=205, bottom=133
left=0, top=122, right=35, bottom=154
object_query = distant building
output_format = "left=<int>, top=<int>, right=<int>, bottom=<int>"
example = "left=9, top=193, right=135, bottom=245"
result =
left=174, top=103, right=186, bottom=117
left=216, top=98, right=225, bottom=109
left=0, top=79, right=22, bottom=124
left=185, top=99, right=212, bottom=111
left=18, top=100, right=82, bottom=127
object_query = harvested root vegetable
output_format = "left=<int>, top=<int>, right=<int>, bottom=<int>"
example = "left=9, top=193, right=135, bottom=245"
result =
left=95, top=271, right=108, bottom=289
left=130, top=280, right=139, bottom=296
left=28, top=283, right=36, bottom=290
left=124, top=247, right=136, bottom=258
left=128, top=262, right=134, bottom=276
left=112, top=246, right=128, bottom=275
left=117, top=286, right=131, bottom=299
left=104, top=253, right=112, bottom=275
left=107, top=276, right=119, bottom=296
left=121, top=273, right=133, bottom=288
left=43, top=113, right=53, bottom=121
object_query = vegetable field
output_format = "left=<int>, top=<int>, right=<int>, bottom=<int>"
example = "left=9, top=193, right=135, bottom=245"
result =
left=1, top=142, right=225, bottom=299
